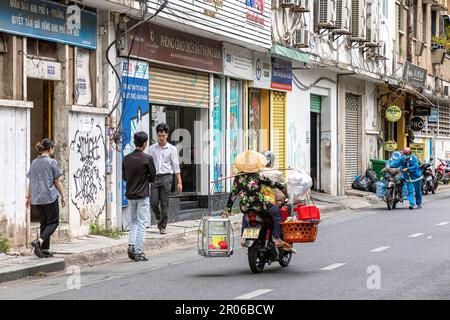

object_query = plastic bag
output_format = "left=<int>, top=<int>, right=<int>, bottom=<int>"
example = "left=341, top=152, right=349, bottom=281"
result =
left=287, top=169, right=312, bottom=204
left=365, top=169, right=378, bottom=182
left=375, top=181, right=387, bottom=198
left=352, top=176, right=371, bottom=191
left=370, top=181, right=378, bottom=193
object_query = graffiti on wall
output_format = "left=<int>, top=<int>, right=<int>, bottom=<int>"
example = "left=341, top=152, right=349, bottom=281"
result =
left=70, top=120, right=106, bottom=221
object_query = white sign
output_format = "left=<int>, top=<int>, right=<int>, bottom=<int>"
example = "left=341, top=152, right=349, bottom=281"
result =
left=250, top=52, right=271, bottom=89
left=75, top=48, right=91, bottom=106
left=223, top=43, right=254, bottom=80
left=26, top=58, right=62, bottom=80
left=121, top=59, right=149, bottom=79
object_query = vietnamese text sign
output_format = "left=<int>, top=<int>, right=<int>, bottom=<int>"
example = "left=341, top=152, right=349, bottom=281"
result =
left=428, top=107, right=438, bottom=123
left=0, top=0, right=96, bottom=49
left=410, top=116, right=425, bottom=131
left=26, top=58, right=61, bottom=80
left=223, top=43, right=254, bottom=80
left=271, top=57, right=292, bottom=91
left=251, top=52, right=271, bottom=89
left=402, top=61, right=427, bottom=87
left=121, top=59, right=150, bottom=206
left=410, top=143, right=425, bottom=164
left=385, top=105, right=402, bottom=122
left=128, top=22, right=223, bottom=73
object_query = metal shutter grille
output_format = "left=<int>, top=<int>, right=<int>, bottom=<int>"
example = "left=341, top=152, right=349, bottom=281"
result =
left=345, top=94, right=360, bottom=188
left=271, top=92, right=286, bottom=171
left=149, top=66, right=209, bottom=108
left=310, top=94, right=321, bottom=113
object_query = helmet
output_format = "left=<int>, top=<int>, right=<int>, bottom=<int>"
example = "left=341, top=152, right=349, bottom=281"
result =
left=261, top=150, right=275, bottom=168
left=403, top=147, right=412, bottom=155
left=391, top=151, right=401, bottom=160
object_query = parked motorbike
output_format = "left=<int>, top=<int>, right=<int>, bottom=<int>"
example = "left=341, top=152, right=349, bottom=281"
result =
left=436, top=158, right=450, bottom=185
left=421, top=159, right=436, bottom=195
left=381, top=167, right=404, bottom=210
left=241, top=206, right=292, bottom=274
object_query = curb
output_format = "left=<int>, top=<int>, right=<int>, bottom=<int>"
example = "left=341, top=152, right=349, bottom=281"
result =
left=0, top=258, right=65, bottom=284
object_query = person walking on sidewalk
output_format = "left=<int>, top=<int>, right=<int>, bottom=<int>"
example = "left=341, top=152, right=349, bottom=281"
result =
left=401, top=147, right=423, bottom=210
left=123, top=132, right=156, bottom=261
left=26, top=139, right=65, bottom=258
left=148, top=123, right=182, bottom=235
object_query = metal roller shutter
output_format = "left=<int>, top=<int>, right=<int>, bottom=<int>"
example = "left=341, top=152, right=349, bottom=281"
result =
left=271, top=92, right=286, bottom=171
left=345, top=94, right=360, bottom=188
left=149, top=66, right=209, bottom=108
left=310, top=94, right=321, bottom=113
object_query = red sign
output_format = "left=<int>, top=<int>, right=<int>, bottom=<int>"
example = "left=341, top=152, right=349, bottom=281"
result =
left=246, top=0, right=265, bottom=26
left=127, top=22, right=223, bottom=73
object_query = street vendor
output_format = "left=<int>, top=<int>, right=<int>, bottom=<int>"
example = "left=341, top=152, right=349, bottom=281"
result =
left=222, top=150, right=291, bottom=251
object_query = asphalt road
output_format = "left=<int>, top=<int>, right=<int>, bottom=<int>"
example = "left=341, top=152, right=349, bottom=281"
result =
left=2, top=191, right=450, bottom=300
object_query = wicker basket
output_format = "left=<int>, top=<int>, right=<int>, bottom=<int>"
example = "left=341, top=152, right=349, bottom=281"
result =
left=281, top=220, right=319, bottom=243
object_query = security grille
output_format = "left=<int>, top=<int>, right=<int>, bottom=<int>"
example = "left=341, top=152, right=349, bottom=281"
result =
left=345, top=94, right=361, bottom=188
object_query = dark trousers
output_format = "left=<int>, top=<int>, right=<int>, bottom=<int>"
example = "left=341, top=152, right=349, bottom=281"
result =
left=151, top=174, right=173, bottom=229
left=241, top=205, right=282, bottom=239
left=34, top=198, right=60, bottom=250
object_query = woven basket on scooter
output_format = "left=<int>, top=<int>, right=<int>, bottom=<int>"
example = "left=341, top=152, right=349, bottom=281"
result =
left=280, top=221, right=319, bottom=243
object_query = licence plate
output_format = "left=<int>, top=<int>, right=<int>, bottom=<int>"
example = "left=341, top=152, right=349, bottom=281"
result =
left=242, top=227, right=260, bottom=239
left=426, top=176, right=433, bottom=181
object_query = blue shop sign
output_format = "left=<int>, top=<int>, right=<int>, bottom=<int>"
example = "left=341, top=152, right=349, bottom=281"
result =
left=428, top=107, right=439, bottom=123
left=0, top=0, right=96, bottom=49
left=271, top=57, right=292, bottom=91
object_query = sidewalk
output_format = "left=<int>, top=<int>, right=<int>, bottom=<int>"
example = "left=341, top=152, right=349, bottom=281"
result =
left=4, top=187, right=445, bottom=284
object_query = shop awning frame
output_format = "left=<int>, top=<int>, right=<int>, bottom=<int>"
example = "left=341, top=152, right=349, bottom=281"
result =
left=270, top=45, right=310, bottom=64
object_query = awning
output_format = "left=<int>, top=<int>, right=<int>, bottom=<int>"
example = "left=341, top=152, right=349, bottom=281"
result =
left=270, top=45, right=310, bottom=64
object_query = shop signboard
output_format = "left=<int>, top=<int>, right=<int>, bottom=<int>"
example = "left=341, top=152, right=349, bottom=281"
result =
left=402, top=61, right=427, bottom=88
left=428, top=107, right=438, bottom=123
left=121, top=59, right=149, bottom=206
left=223, top=43, right=254, bottom=80
left=413, top=105, right=432, bottom=116
left=250, top=52, right=271, bottom=89
left=0, top=0, right=96, bottom=49
left=270, top=57, right=292, bottom=91
left=411, top=116, right=425, bottom=131
left=384, top=140, right=398, bottom=152
left=128, top=22, right=223, bottom=73
left=410, top=143, right=425, bottom=163
left=385, top=105, right=402, bottom=122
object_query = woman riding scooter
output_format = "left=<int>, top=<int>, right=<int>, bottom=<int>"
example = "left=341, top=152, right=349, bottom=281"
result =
left=222, top=150, right=292, bottom=251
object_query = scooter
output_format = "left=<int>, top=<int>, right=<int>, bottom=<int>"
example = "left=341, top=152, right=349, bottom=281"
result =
left=436, top=158, right=450, bottom=185
left=421, top=159, right=436, bottom=195
left=241, top=206, right=293, bottom=274
left=381, top=167, right=404, bottom=210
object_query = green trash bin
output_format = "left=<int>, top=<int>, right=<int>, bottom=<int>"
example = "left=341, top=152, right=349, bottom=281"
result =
left=370, top=159, right=388, bottom=180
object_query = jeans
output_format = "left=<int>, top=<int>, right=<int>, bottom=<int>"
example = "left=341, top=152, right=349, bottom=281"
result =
left=241, top=205, right=282, bottom=239
left=151, top=174, right=173, bottom=229
left=33, top=198, right=60, bottom=250
left=128, top=197, right=150, bottom=254
left=406, top=179, right=423, bottom=207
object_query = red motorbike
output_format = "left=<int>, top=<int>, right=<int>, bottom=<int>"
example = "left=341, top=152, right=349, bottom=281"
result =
left=436, top=158, right=450, bottom=185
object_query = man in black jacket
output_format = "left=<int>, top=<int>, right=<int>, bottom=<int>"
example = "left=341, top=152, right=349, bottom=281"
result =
left=122, top=131, right=156, bottom=261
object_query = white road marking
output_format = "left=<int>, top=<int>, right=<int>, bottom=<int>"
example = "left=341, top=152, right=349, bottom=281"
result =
left=235, top=289, right=273, bottom=300
left=428, top=236, right=433, bottom=239
left=437, top=222, right=449, bottom=226
left=370, top=246, right=390, bottom=252
left=320, top=263, right=347, bottom=271
left=408, top=233, right=425, bottom=238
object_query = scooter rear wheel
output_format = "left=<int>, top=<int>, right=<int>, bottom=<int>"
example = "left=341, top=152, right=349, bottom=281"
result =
left=248, top=245, right=265, bottom=274
left=279, top=251, right=292, bottom=267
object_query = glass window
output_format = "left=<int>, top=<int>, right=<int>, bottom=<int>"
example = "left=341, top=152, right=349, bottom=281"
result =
left=248, top=89, right=262, bottom=152
left=212, top=77, right=226, bottom=193
left=422, top=5, right=427, bottom=44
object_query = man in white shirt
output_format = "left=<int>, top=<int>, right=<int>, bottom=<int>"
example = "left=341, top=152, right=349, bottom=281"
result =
left=147, top=123, right=182, bottom=234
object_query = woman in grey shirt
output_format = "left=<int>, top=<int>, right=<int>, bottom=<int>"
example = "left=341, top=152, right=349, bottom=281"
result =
left=26, top=139, right=66, bottom=258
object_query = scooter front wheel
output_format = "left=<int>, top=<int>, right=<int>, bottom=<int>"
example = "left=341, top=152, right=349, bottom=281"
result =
left=279, top=251, right=292, bottom=267
left=248, top=245, right=265, bottom=274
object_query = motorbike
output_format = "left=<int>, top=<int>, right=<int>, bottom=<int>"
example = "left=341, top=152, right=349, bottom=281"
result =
left=436, top=158, right=450, bottom=185
left=420, top=159, right=436, bottom=195
left=241, top=205, right=292, bottom=274
left=381, top=167, right=404, bottom=210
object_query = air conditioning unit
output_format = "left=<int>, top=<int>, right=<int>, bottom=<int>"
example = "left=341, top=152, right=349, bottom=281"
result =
left=272, top=0, right=279, bottom=9
left=293, top=0, right=311, bottom=12
left=350, top=0, right=367, bottom=41
left=334, top=0, right=352, bottom=35
left=315, top=0, right=337, bottom=29
left=365, top=0, right=380, bottom=47
left=375, top=40, right=387, bottom=58
left=281, top=0, right=296, bottom=9
left=293, top=29, right=310, bottom=48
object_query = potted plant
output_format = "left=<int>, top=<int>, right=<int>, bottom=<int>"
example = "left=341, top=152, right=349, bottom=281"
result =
left=438, top=36, right=447, bottom=50
left=431, top=35, right=439, bottom=49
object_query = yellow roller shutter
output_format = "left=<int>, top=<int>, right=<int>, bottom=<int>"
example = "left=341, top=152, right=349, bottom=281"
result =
left=271, top=91, right=286, bottom=171
left=149, top=66, right=209, bottom=108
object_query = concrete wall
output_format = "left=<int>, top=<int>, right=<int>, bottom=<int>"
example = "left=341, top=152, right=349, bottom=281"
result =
left=286, top=65, right=337, bottom=195
left=69, top=110, right=107, bottom=236
left=0, top=100, right=32, bottom=247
